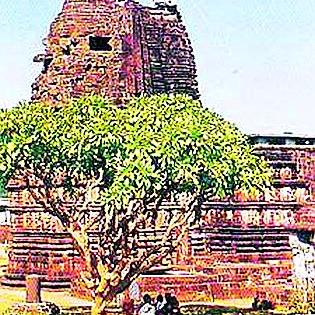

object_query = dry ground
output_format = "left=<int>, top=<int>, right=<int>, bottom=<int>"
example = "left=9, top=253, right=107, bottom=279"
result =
left=0, top=287, right=272, bottom=313
left=0, top=286, right=93, bottom=312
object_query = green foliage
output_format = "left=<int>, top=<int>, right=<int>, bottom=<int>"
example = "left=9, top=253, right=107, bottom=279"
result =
left=0, top=183, right=6, bottom=198
left=0, top=94, right=271, bottom=210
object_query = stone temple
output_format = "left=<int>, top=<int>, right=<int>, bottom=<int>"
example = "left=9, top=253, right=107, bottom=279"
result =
left=32, top=0, right=199, bottom=104
left=2, top=0, right=315, bottom=307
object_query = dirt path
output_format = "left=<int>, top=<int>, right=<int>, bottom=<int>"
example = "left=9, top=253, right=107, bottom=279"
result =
left=0, top=286, right=93, bottom=312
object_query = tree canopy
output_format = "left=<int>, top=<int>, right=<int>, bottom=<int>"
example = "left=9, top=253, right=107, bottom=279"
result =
left=0, top=94, right=271, bottom=314
left=0, top=94, right=270, bottom=203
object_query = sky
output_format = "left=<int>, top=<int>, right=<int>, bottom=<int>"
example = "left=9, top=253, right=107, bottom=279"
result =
left=0, top=0, right=314, bottom=136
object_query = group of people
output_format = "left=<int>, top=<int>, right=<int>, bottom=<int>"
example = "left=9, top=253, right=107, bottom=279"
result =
left=122, top=293, right=181, bottom=315
left=252, top=297, right=273, bottom=311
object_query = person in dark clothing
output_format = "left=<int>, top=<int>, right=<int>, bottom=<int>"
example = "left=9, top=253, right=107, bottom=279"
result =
left=259, top=299, right=273, bottom=310
left=170, top=296, right=180, bottom=314
left=252, top=297, right=259, bottom=311
left=139, top=294, right=156, bottom=315
left=162, top=294, right=181, bottom=315
left=155, top=294, right=166, bottom=315
left=162, top=294, right=173, bottom=315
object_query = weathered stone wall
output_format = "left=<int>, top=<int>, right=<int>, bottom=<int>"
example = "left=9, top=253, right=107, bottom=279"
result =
left=32, top=0, right=199, bottom=104
left=139, top=4, right=199, bottom=98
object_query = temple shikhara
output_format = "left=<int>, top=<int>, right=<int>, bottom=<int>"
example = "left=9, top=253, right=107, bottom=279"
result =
left=31, top=0, right=199, bottom=104
left=2, top=0, right=315, bottom=308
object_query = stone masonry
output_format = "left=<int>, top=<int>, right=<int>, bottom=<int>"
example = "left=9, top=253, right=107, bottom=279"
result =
left=32, top=0, right=199, bottom=105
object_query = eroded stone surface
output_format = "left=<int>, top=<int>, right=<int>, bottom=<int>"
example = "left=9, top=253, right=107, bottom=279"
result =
left=31, top=0, right=199, bottom=104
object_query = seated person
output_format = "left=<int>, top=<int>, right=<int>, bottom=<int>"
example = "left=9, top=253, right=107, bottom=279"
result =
left=139, top=294, right=156, bottom=315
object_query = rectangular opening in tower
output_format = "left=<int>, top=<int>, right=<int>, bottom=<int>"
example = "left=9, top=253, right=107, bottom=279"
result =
left=89, top=36, right=112, bottom=51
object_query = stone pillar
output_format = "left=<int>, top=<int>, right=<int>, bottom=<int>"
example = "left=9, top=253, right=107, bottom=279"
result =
left=26, top=275, right=42, bottom=303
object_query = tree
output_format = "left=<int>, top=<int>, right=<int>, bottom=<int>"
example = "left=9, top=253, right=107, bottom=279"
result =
left=0, top=94, right=271, bottom=314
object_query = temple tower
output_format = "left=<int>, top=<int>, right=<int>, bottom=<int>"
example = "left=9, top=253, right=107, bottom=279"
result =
left=32, top=0, right=199, bottom=104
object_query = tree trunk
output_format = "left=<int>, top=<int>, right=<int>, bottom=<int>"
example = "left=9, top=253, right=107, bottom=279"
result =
left=91, top=296, right=103, bottom=315
left=91, top=294, right=114, bottom=315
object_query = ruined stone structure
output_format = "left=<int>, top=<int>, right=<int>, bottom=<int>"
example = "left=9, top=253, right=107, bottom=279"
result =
left=2, top=0, right=315, bottom=307
left=133, top=141, right=315, bottom=303
left=32, top=0, right=199, bottom=104
left=3, top=136, right=315, bottom=305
